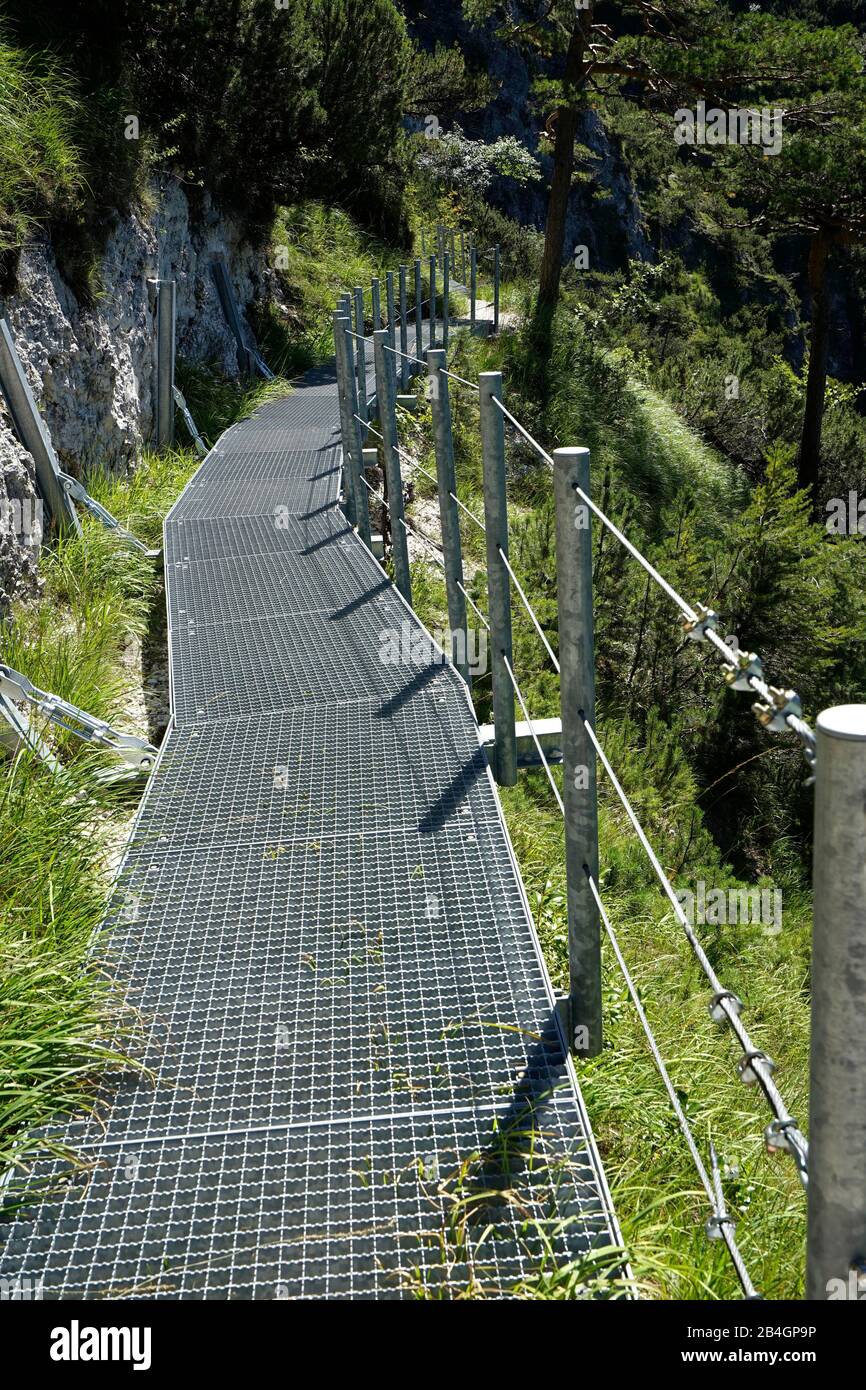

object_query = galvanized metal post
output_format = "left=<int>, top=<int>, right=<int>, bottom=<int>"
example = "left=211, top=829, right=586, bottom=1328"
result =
left=333, top=312, right=371, bottom=546
left=553, top=447, right=602, bottom=1059
left=479, top=372, right=516, bottom=785
left=333, top=311, right=356, bottom=527
left=414, top=259, right=424, bottom=365
left=470, top=247, right=477, bottom=330
left=442, top=252, right=450, bottom=351
left=386, top=271, right=396, bottom=352
left=154, top=278, right=176, bottom=450
left=427, top=349, right=470, bottom=685
left=493, top=245, right=501, bottom=335
left=373, top=330, right=412, bottom=605
left=428, top=256, right=437, bottom=347
left=371, top=277, right=381, bottom=334
left=0, top=318, right=80, bottom=534
left=807, top=705, right=866, bottom=1301
left=399, top=265, right=409, bottom=392
left=353, top=287, right=368, bottom=425
left=460, top=230, right=467, bottom=283
left=449, top=227, right=456, bottom=275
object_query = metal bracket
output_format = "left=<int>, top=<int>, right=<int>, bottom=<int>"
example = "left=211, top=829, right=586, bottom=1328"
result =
left=210, top=258, right=273, bottom=380
left=478, top=717, right=563, bottom=769
left=738, top=1049, right=776, bottom=1086
left=752, top=686, right=803, bottom=734
left=681, top=603, right=718, bottom=642
left=764, top=1119, right=798, bottom=1156
left=709, top=989, right=743, bottom=1023
left=58, top=473, right=161, bottom=558
left=172, top=386, right=208, bottom=457
left=0, top=663, right=158, bottom=774
left=722, top=651, right=764, bottom=692
left=0, top=317, right=80, bottom=534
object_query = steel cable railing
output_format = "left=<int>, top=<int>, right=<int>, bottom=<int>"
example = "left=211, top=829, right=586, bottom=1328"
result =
left=581, top=712, right=809, bottom=1187
left=333, top=263, right=815, bottom=1293
left=587, top=872, right=762, bottom=1300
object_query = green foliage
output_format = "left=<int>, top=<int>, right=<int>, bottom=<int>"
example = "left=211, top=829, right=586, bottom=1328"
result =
left=0, top=38, right=82, bottom=254
left=1, top=0, right=413, bottom=274
left=0, top=496, right=172, bottom=1174
left=406, top=41, right=497, bottom=121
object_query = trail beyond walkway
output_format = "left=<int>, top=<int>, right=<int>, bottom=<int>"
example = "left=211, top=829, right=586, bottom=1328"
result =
left=0, top=339, right=620, bottom=1299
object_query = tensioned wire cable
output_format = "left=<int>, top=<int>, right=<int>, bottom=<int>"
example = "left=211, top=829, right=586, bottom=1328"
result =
left=586, top=871, right=761, bottom=1300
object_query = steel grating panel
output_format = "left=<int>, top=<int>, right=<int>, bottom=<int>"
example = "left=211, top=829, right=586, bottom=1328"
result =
left=130, top=688, right=493, bottom=853
left=0, top=341, right=619, bottom=1299
left=200, top=446, right=341, bottom=482
left=164, top=513, right=350, bottom=566
left=169, top=542, right=386, bottom=627
left=169, top=473, right=340, bottom=522
left=29, top=815, right=571, bottom=1140
left=169, top=600, right=432, bottom=724
left=0, top=1098, right=607, bottom=1300
left=209, top=426, right=342, bottom=454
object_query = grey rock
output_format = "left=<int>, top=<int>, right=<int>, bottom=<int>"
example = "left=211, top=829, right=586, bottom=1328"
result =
left=0, top=178, right=270, bottom=611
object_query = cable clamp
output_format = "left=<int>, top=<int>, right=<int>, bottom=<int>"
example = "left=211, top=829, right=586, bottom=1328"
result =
left=709, top=990, right=743, bottom=1023
left=681, top=603, right=718, bottom=642
left=723, top=651, right=764, bottom=692
left=705, top=1212, right=736, bottom=1241
left=764, top=1119, right=799, bottom=1156
left=752, top=686, right=802, bottom=733
left=738, top=1050, right=776, bottom=1086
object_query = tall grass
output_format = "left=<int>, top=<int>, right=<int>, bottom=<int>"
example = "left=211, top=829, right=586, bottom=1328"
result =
left=0, top=448, right=198, bottom=1179
left=0, top=39, right=82, bottom=252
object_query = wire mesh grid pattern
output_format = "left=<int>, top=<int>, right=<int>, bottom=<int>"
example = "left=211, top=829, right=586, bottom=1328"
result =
left=34, top=816, right=573, bottom=1139
left=164, top=512, right=350, bottom=566
left=130, top=690, right=498, bottom=851
left=0, top=340, right=619, bottom=1298
left=0, top=1099, right=606, bottom=1300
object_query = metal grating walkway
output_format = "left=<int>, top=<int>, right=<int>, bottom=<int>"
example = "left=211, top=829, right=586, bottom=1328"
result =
left=1, top=346, right=620, bottom=1299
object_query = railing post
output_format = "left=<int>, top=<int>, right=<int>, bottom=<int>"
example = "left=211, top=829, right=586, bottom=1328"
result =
left=442, top=251, right=450, bottom=351
left=386, top=270, right=396, bottom=352
left=807, top=705, right=866, bottom=1300
left=352, top=287, right=368, bottom=425
left=428, top=255, right=437, bottom=347
left=493, top=245, right=501, bottom=335
left=373, top=330, right=412, bottom=606
left=333, top=311, right=356, bottom=528
left=479, top=372, right=516, bottom=785
left=460, top=230, right=467, bottom=284
left=399, top=265, right=409, bottom=392
left=371, top=277, right=381, bottom=334
left=470, top=247, right=477, bottom=330
left=414, top=259, right=423, bottom=364
left=155, top=278, right=176, bottom=449
left=553, top=447, right=602, bottom=1058
left=0, top=318, right=80, bottom=535
left=427, top=349, right=469, bottom=685
left=333, top=311, right=371, bottom=547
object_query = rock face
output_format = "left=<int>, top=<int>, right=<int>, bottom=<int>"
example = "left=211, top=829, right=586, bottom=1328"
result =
left=0, top=178, right=269, bottom=609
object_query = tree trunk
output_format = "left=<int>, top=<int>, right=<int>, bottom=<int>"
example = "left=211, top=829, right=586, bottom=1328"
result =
left=799, top=229, right=831, bottom=505
left=536, top=9, right=594, bottom=312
